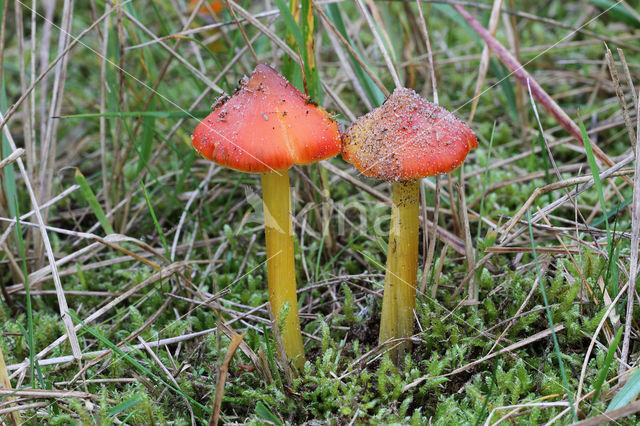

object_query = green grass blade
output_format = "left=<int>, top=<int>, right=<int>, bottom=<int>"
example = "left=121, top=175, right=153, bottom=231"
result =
left=527, top=209, right=577, bottom=421
left=432, top=3, right=475, bottom=38
left=137, top=99, right=156, bottom=176
left=74, top=168, right=115, bottom=235
left=537, top=134, right=553, bottom=204
left=607, top=367, right=640, bottom=411
left=592, top=327, right=623, bottom=404
left=588, top=0, right=640, bottom=28
left=67, top=311, right=210, bottom=415
left=255, top=401, right=283, bottom=426
left=324, top=4, right=385, bottom=107
left=107, top=395, right=143, bottom=417
left=261, top=323, right=282, bottom=388
left=141, top=181, right=169, bottom=258
left=1, top=76, right=16, bottom=219
left=476, top=122, right=496, bottom=243
left=59, top=110, right=211, bottom=119
left=314, top=220, right=329, bottom=281
left=301, top=0, right=321, bottom=100
left=488, top=59, right=518, bottom=123
left=274, top=0, right=306, bottom=89
left=12, top=197, right=36, bottom=388
left=580, top=118, right=611, bottom=244
left=591, top=196, right=632, bottom=227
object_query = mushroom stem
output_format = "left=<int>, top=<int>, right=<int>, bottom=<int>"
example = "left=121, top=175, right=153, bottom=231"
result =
left=261, top=170, right=305, bottom=367
left=379, top=180, right=419, bottom=363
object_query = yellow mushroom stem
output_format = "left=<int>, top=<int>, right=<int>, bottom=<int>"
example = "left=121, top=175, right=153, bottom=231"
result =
left=261, top=170, right=305, bottom=367
left=379, top=180, right=420, bottom=363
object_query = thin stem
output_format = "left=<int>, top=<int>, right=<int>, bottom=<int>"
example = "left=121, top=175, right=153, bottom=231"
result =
left=379, top=180, right=420, bottom=363
left=261, top=171, right=305, bottom=367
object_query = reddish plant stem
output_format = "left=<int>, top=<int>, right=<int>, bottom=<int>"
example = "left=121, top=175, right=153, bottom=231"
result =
left=454, top=5, right=617, bottom=170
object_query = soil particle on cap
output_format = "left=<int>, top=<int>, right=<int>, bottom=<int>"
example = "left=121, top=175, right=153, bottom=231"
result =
left=210, top=95, right=230, bottom=110
left=232, top=76, right=249, bottom=96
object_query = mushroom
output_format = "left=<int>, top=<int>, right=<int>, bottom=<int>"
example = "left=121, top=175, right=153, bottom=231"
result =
left=191, top=64, right=341, bottom=366
left=341, top=87, right=477, bottom=362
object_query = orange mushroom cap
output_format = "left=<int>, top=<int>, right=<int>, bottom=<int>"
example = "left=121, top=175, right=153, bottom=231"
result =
left=341, top=87, right=478, bottom=181
left=191, top=64, right=342, bottom=173
left=188, top=0, right=223, bottom=15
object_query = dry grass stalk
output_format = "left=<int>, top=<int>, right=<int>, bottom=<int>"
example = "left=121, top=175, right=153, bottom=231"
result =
left=620, top=98, right=640, bottom=375
left=14, top=3, right=33, bottom=187
left=7, top=325, right=219, bottom=375
left=457, top=174, right=477, bottom=303
left=420, top=176, right=441, bottom=294
left=0, top=148, right=24, bottom=170
left=313, top=4, right=390, bottom=97
left=0, top=345, right=20, bottom=425
left=467, top=0, right=503, bottom=124
left=210, top=332, right=245, bottom=426
left=357, top=0, right=401, bottom=89
left=573, top=398, right=640, bottom=426
left=218, top=323, right=271, bottom=385
left=499, top=165, right=634, bottom=243
left=99, top=3, right=111, bottom=214
left=403, top=324, right=565, bottom=392
left=116, top=7, right=223, bottom=94
left=8, top=262, right=189, bottom=379
left=605, top=45, right=636, bottom=148
left=454, top=4, right=628, bottom=182
left=0, top=5, right=116, bottom=132
left=413, top=3, right=441, bottom=295
left=430, top=241, right=449, bottom=299
left=0, top=112, right=82, bottom=362
left=138, top=336, right=195, bottom=425
left=39, top=0, right=74, bottom=239
left=617, top=48, right=638, bottom=117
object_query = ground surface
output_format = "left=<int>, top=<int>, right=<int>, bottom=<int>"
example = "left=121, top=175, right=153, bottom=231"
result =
left=1, top=1, right=640, bottom=424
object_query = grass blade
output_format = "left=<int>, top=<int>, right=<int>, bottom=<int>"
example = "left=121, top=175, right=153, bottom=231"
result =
left=141, top=181, right=169, bottom=258
left=137, top=99, right=156, bottom=176
left=59, top=110, right=211, bottom=119
left=74, top=168, right=115, bottom=235
left=301, top=0, right=321, bottom=100
left=475, top=122, right=496, bottom=243
left=1, top=77, right=16, bottom=218
left=324, top=4, right=385, bottom=107
left=67, top=311, right=210, bottom=415
left=274, top=0, right=306, bottom=90
left=12, top=196, right=36, bottom=389
left=592, top=327, right=623, bottom=404
left=580, top=118, right=611, bottom=244
left=488, top=59, right=518, bottom=123
left=255, top=401, right=282, bottom=425
left=107, top=395, right=143, bottom=417
left=607, top=367, right=640, bottom=412
left=527, top=209, right=577, bottom=421
left=210, top=332, right=245, bottom=425
left=588, top=0, right=640, bottom=28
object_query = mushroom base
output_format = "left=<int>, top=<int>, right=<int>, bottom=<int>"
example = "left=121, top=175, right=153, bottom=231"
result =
left=379, top=180, right=419, bottom=364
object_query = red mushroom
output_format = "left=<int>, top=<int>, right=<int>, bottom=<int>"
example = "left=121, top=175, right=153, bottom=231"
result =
left=342, top=87, right=477, bottom=362
left=192, top=64, right=341, bottom=366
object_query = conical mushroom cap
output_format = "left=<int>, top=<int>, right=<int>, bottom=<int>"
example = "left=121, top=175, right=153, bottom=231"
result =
left=341, top=87, right=477, bottom=181
left=192, top=64, right=341, bottom=173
